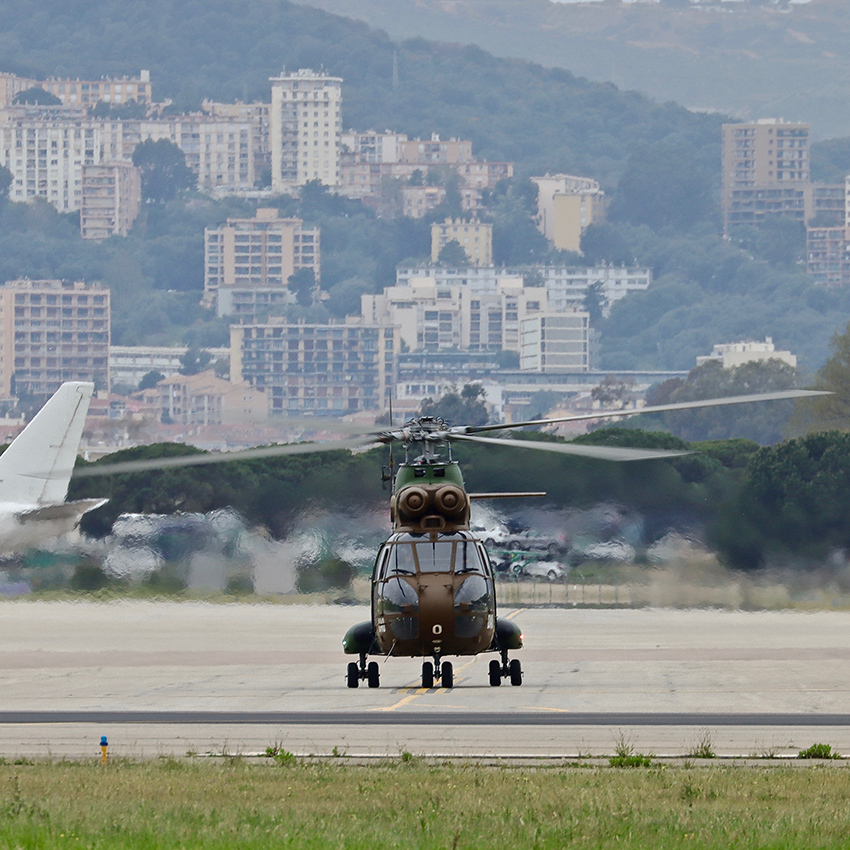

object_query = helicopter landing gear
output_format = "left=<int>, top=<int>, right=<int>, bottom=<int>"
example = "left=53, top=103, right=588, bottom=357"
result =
left=346, top=653, right=380, bottom=688
left=421, top=657, right=454, bottom=688
left=488, top=650, right=523, bottom=687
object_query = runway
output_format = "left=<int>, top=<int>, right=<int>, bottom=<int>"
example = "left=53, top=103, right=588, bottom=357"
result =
left=3, top=601, right=850, bottom=758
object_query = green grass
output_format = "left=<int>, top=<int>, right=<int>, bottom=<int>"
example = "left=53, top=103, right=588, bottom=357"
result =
left=2, top=760, right=850, bottom=848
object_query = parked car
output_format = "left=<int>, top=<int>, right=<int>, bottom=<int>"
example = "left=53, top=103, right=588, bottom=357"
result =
left=506, top=529, right=569, bottom=556
left=579, top=541, right=636, bottom=562
left=519, top=559, right=566, bottom=581
left=471, top=523, right=511, bottom=548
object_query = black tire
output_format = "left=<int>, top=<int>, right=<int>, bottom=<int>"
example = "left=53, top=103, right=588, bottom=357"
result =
left=422, top=661, right=434, bottom=689
left=509, top=540, right=520, bottom=551
left=547, top=569, right=558, bottom=581
left=484, top=538, right=495, bottom=548
left=441, top=661, right=454, bottom=689
left=489, top=659, right=502, bottom=687
left=347, top=661, right=359, bottom=689
left=509, top=658, right=523, bottom=686
left=548, top=543, right=560, bottom=556
left=367, top=661, right=380, bottom=688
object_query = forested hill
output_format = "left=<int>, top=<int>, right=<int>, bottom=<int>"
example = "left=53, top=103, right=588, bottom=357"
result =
left=0, top=0, right=723, bottom=184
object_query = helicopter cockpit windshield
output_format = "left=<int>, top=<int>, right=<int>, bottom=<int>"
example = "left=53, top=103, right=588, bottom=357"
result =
left=373, top=532, right=495, bottom=645
left=378, top=532, right=491, bottom=577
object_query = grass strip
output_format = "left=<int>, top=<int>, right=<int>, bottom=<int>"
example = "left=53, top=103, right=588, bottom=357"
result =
left=1, top=759, right=850, bottom=848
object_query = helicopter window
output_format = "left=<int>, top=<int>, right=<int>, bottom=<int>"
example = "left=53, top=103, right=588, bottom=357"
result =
left=386, top=544, right=416, bottom=575
left=454, top=575, right=490, bottom=611
left=417, top=540, right=455, bottom=573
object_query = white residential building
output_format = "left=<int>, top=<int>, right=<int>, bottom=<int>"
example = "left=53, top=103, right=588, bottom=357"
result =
left=395, top=265, right=651, bottom=317
left=269, top=69, right=342, bottom=192
left=696, top=338, right=797, bottom=370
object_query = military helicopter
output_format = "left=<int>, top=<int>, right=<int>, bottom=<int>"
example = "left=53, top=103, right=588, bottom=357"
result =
left=76, top=388, right=826, bottom=690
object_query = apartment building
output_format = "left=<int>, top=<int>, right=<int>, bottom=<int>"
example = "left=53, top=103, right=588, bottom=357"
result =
left=362, top=277, right=549, bottom=355
left=532, top=174, right=606, bottom=253
left=80, top=161, right=142, bottom=240
left=110, top=345, right=229, bottom=389
left=396, top=264, right=650, bottom=317
left=0, top=116, right=101, bottom=212
left=431, top=219, right=493, bottom=266
left=202, top=100, right=271, bottom=174
left=0, top=279, right=110, bottom=398
left=696, top=338, right=796, bottom=370
left=722, top=119, right=810, bottom=234
left=230, top=318, right=398, bottom=415
left=520, top=312, right=591, bottom=372
left=269, top=69, right=342, bottom=192
left=0, top=71, right=152, bottom=107
left=203, top=208, right=320, bottom=318
left=42, top=71, right=152, bottom=107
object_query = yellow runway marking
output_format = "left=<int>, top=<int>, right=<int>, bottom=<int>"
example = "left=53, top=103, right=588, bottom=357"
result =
left=531, top=706, right=571, bottom=713
left=380, top=657, right=480, bottom=711
left=505, top=608, right=527, bottom=621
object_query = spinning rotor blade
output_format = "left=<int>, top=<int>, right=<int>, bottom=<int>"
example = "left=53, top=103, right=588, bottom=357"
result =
left=73, top=436, right=380, bottom=478
left=465, top=389, right=831, bottom=434
left=449, top=432, right=692, bottom=462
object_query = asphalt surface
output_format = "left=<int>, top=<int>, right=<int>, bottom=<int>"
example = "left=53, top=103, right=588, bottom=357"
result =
left=3, top=601, right=850, bottom=757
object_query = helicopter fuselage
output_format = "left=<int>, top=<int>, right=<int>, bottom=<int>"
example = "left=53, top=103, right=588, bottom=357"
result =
left=343, top=457, right=523, bottom=686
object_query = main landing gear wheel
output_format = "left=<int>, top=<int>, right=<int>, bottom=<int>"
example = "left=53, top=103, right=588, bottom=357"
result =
left=441, top=661, right=454, bottom=688
left=347, top=652, right=379, bottom=688
left=509, top=658, right=523, bottom=686
left=422, top=661, right=434, bottom=689
left=489, top=651, right=523, bottom=686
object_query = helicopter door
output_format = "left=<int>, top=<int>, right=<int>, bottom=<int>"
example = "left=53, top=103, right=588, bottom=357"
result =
left=453, top=541, right=495, bottom=638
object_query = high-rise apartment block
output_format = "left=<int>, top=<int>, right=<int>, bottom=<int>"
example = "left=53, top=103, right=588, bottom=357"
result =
left=0, top=116, right=101, bottom=212
left=202, top=100, right=271, bottom=175
left=431, top=219, right=493, bottom=266
left=532, top=174, right=606, bottom=253
left=0, top=279, right=110, bottom=398
left=203, top=208, right=320, bottom=319
left=230, top=319, right=397, bottom=415
left=520, top=313, right=591, bottom=372
left=721, top=119, right=810, bottom=235
left=270, top=69, right=342, bottom=193
left=80, top=161, right=142, bottom=240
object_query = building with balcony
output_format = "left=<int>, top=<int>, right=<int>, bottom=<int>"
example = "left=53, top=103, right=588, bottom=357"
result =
left=80, top=161, right=142, bottom=240
left=532, top=174, right=606, bottom=253
left=230, top=318, right=398, bottom=415
left=431, top=219, right=493, bottom=266
left=203, top=208, right=320, bottom=318
left=722, top=119, right=811, bottom=235
left=0, top=279, right=110, bottom=398
left=270, top=69, right=342, bottom=192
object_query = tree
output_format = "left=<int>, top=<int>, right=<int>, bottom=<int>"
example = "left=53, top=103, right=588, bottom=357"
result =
left=90, top=99, right=147, bottom=119
left=591, top=375, right=636, bottom=410
left=437, top=239, right=470, bottom=267
left=12, top=87, right=60, bottom=105
left=420, top=383, right=489, bottom=426
left=287, top=268, right=316, bottom=308
left=132, top=138, right=196, bottom=204
left=795, top=322, right=850, bottom=433
left=583, top=280, right=605, bottom=326
left=661, top=358, right=799, bottom=444
left=0, top=165, right=11, bottom=203
left=138, top=370, right=165, bottom=391
left=179, top=348, right=212, bottom=376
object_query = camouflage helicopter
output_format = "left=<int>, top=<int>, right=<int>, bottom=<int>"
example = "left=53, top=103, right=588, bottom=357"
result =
left=76, top=389, right=826, bottom=690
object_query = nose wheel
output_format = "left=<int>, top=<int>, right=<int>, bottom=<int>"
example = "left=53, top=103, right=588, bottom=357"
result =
left=489, top=650, right=522, bottom=686
left=422, top=658, right=454, bottom=688
left=346, top=653, right=380, bottom=688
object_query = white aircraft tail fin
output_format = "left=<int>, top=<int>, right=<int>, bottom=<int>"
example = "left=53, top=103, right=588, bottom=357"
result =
left=0, top=382, right=93, bottom=506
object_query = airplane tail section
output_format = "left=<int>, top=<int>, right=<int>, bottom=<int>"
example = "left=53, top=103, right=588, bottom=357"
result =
left=0, top=382, right=94, bottom=506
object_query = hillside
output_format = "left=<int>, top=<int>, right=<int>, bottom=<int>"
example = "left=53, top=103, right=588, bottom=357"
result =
left=0, top=0, right=723, bottom=185
left=306, top=0, right=850, bottom=139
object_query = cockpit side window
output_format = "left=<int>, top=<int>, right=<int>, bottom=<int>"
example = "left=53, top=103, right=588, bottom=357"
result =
left=387, top=543, right=416, bottom=576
